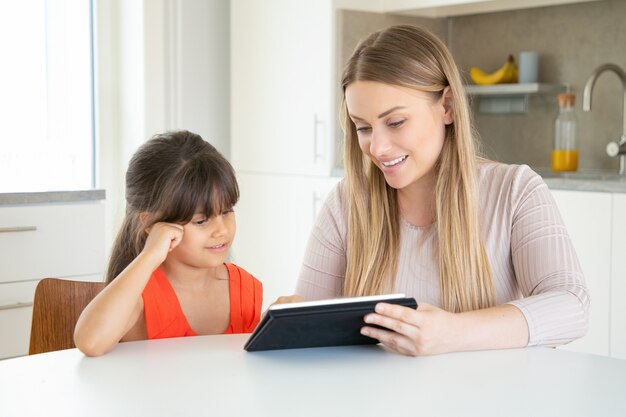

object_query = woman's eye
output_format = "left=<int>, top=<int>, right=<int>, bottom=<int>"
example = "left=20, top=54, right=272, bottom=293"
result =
left=388, top=120, right=404, bottom=128
left=355, top=126, right=371, bottom=133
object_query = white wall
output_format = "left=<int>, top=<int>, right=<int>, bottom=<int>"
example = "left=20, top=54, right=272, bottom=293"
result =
left=94, top=0, right=230, bottom=259
left=168, top=0, right=231, bottom=159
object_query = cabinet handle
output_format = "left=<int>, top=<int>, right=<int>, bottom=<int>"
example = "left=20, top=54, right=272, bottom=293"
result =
left=0, top=226, right=37, bottom=233
left=313, top=113, right=325, bottom=164
left=0, top=302, right=33, bottom=311
left=312, top=191, right=322, bottom=221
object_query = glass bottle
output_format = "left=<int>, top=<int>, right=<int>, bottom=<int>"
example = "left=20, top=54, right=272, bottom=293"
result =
left=552, top=93, right=578, bottom=172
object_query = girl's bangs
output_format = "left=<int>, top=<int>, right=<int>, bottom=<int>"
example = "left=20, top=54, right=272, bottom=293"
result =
left=158, top=159, right=239, bottom=224
left=198, top=174, right=239, bottom=218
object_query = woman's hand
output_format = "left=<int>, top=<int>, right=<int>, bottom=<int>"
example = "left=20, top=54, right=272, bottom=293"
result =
left=271, top=295, right=304, bottom=306
left=361, top=302, right=461, bottom=356
left=261, top=295, right=304, bottom=319
left=361, top=302, right=529, bottom=356
left=141, top=222, right=184, bottom=266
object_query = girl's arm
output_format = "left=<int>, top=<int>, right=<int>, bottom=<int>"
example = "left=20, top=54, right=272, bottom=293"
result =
left=74, top=223, right=183, bottom=356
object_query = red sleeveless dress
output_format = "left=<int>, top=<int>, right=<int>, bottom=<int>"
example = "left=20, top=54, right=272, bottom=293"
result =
left=141, top=263, right=262, bottom=339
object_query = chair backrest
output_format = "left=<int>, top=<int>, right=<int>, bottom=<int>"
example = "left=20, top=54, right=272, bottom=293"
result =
left=29, top=278, right=105, bottom=355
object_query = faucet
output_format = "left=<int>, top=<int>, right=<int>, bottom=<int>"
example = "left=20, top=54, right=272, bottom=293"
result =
left=582, top=63, right=626, bottom=175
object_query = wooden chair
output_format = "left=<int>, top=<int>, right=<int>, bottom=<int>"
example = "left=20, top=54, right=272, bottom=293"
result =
left=29, top=278, right=105, bottom=355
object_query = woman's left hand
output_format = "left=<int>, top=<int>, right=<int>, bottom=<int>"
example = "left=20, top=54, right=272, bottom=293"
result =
left=361, top=302, right=461, bottom=356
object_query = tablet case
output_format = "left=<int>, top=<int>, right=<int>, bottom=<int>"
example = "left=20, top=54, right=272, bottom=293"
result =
left=244, top=294, right=417, bottom=351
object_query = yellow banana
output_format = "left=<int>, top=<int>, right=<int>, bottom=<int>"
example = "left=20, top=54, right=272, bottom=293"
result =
left=470, top=55, right=517, bottom=85
left=511, top=63, right=519, bottom=83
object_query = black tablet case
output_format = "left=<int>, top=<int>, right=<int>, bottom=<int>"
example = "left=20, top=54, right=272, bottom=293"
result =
left=244, top=296, right=417, bottom=351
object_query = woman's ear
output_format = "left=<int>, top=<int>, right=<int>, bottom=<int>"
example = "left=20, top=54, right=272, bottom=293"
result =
left=441, top=86, right=454, bottom=125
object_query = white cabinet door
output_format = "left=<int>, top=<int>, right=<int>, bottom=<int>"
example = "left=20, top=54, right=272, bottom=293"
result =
left=0, top=199, right=105, bottom=359
left=551, top=190, right=612, bottom=356
left=232, top=173, right=340, bottom=309
left=231, top=0, right=334, bottom=176
left=611, top=193, right=626, bottom=360
left=0, top=305, right=32, bottom=359
left=0, top=201, right=105, bottom=283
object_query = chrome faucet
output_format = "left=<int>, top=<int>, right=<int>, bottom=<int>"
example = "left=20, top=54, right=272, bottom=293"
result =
left=582, top=63, right=626, bottom=175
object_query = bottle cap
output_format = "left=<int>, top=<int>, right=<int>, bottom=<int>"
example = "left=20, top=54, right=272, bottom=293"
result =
left=557, top=93, right=576, bottom=108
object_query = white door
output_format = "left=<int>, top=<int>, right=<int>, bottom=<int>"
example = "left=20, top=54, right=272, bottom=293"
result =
left=230, top=0, right=333, bottom=176
left=232, top=173, right=340, bottom=309
left=611, top=193, right=626, bottom=359
left=551, top=190, right=612, bottom=356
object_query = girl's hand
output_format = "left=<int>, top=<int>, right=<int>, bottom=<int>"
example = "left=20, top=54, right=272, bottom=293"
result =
left=361, top=302, right=461, bottom=356
left=141, top=222, right=184, bottom=266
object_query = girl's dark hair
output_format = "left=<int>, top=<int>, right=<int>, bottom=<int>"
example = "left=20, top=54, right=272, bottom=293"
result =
left=106, top=130, right=238, bottom=283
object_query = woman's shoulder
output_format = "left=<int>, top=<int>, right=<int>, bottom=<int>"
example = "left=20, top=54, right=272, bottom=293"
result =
left=321, top=177, right=350, bottom=221
left=478, top=160, right=546, bottom=197
left=328, top=177, right=348, bottom=204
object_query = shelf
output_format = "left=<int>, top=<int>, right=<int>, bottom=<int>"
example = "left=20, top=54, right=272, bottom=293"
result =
left=335, top=0, right=604, bottom=18
left=464, top=83, right=567, bottom=96
left=464, top=83, right=567, bottom=114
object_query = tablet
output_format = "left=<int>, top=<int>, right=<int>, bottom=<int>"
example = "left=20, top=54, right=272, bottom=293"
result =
left=243, top=293, right=417, bottom=352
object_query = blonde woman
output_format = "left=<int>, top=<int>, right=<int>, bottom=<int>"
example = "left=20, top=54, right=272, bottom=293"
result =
left=291, top=25, right=589, bottom=356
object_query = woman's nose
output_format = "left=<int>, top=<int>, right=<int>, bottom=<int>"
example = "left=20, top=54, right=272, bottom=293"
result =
left=369, top=130, right=392, bottom=158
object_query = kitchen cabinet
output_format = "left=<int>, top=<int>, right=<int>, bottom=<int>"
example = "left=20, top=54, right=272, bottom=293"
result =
left=550, top=189, right=612, bottom=356
left=232, top=173, right=341, bottom=309
left=0, top=198, right=105, bottom=358
left=0, top=281, right=38, bottom=360
left=231, top=0, right=334, bottom=176
left=231, top=0, right=340, bottom=308
left=611, top=193, right=626, bottom=360
left=335, top=0, right=604, bottom=18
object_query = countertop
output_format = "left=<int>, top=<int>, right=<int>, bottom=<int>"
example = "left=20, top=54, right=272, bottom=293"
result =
left=331, top=167, right=626, bottom=193
left=0, top=189, right=105, bottom=205
left=536, top=169, right=626, bottom=193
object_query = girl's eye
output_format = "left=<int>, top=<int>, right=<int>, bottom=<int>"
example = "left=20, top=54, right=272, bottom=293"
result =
left=388, top=120, right=404, bottom=128
left=194, top=218, right=208, bottom=225
left=222, top=208, right=234, bottom=215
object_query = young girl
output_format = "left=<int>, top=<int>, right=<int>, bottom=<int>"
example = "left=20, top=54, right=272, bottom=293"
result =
left=284, top=25, right=589, bottom=356
left=74, top=130, right=262, bottom=356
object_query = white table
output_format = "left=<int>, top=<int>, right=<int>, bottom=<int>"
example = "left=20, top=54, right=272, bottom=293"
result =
left=1, top=334, right=625, bottom=417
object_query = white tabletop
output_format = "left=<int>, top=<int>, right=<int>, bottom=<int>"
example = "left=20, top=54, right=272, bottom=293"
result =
left=1, top=334, right=625, bottom=417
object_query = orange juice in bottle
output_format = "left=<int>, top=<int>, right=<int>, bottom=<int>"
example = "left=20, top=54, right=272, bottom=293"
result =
left=552, top=93, right=578, bottom=172
left=552, top=149, right=578, bottom=172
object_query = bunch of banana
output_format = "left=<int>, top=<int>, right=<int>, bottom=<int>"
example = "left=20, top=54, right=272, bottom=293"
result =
left=469, top=55, right=519, bottom=85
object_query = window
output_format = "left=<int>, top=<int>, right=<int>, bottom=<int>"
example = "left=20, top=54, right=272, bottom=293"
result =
left=0, top=0, right=94, bottom=193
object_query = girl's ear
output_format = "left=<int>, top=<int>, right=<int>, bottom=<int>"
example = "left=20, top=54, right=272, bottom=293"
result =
left=139, top=212, right=150, bottom=226
left=139, top=212, right=153, bottom=233
left=441, top=86, right=454, bottom=125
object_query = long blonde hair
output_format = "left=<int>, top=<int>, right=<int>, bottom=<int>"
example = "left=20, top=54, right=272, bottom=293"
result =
left=341, top=25, right=495, bottom=313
